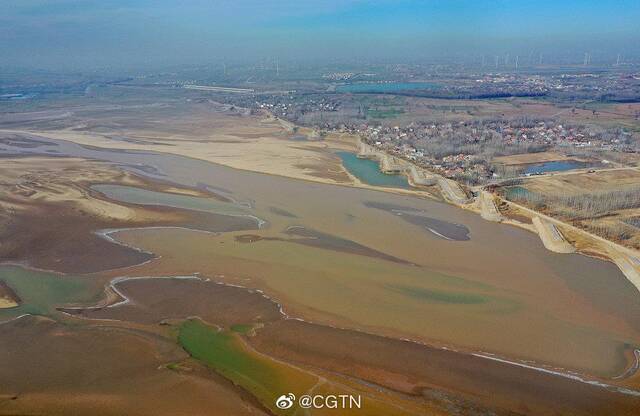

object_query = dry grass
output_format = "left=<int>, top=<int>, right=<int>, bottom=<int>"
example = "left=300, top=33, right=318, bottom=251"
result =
left=521, top=169, right=640, bottom=195
left=511, top=186, right=640, bottom=218
left=501, top=170, right=640, bottom=249
left=494, top=151, right=569, bottom=165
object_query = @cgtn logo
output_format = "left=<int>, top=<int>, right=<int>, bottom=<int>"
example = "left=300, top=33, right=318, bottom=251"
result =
left=275, top=393, right=295, bottom=410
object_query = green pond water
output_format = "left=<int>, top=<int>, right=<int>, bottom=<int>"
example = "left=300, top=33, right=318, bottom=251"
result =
left=503, top=186, right=533, bottom=200
left=387, top=284, right=521, bottom=314
left=337, top=152, right=410, bottom=189
left=0, top=266, right=100, bottom=320
left=178, top=319, right=297, bottom=412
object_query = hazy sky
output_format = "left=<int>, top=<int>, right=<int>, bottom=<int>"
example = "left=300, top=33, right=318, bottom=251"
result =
left=2, top=0, right=639, bottom=69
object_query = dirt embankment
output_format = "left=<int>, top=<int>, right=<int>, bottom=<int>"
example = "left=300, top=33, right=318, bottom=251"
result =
left=354, top=139, right=640, bottom=292
left=496, top=195, right=640, bottom=293
left=358, top=141, right=470, bottom=202
left=607, top=249, right=640, bottom=294
left=532, top=216, right=577, bottom=254
left=479, top=191, right=503, bottom=222
left=357, top=141, right=405, bottom=173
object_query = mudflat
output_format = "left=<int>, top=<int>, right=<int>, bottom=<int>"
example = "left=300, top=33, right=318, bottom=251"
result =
left=1, top=103, right=639, bottom=415
left=67, top=277, right=283, bottom=326
left=0, top=315, right=268, bottom=416
left=250, top=319, right=640, bottom=416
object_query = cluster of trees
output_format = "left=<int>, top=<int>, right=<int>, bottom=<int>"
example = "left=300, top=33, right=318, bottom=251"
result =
left=505, top=185, right=640, bottom=246
left=413, top=133, right=549, bottom=161
left=624, top=217, right=640, bottom=229
left=558, top=187, right=640, bottom=217
left=508, top=185, right=640, bottom=218
left=406, top=118, right=552, bottom=165
left=583, top=223, right=636, bottom=244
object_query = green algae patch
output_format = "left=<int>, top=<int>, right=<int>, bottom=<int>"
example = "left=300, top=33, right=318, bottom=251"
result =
left=386, top=284, right=521, bottom=314
left=388, top=284, right=488, bottom=304
left=178, top=319, right=316, bottom=414
left=0, top=266, right=103, bottom=321
left=230, top=323, right=254, bottom=334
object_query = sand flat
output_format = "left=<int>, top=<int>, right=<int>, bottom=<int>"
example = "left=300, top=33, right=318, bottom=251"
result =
left=108, top=226, right=636, bottom=377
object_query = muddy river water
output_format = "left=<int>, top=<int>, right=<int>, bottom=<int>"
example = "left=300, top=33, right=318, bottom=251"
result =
left=4, top=135, right=640, bottom=378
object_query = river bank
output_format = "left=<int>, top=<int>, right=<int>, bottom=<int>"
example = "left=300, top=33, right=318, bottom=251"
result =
left=2, top=108, right=639, bottom=377
left=345, top=136, right=640, bottom=294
